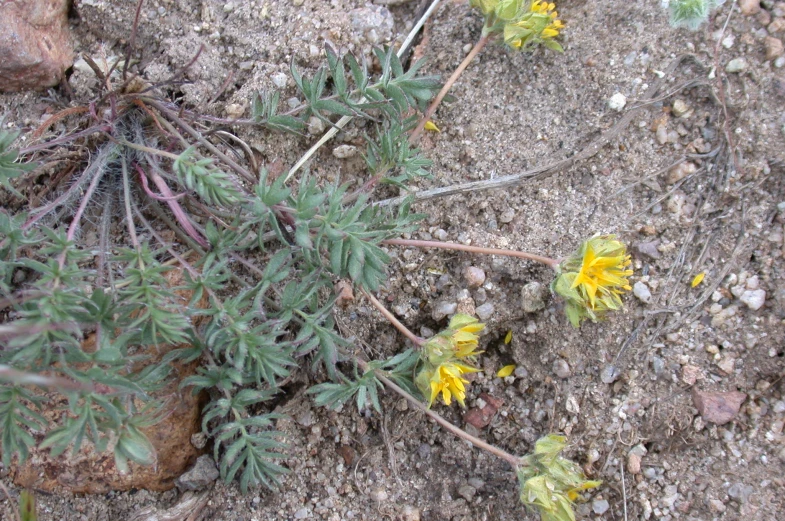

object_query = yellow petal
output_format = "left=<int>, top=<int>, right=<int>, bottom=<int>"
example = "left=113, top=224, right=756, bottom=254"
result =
left=424, top=120, right=440, bottom=132
left=497, top=364, right=516, bottom=378
left=691, top=272, right=705, bottom=288
left=504, top=329, right=513, bottom=344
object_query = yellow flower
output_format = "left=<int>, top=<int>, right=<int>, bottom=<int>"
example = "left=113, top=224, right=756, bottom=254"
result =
left=448, top=313, right=485, bottom=358
left=553, top=235, right=633, bottom=327
left=426, top=361, right=480, bottom=407
left=571, top=236, right=632, bottom=307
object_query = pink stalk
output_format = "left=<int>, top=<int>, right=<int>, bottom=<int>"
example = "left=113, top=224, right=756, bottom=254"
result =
left=145, top=166, right=209, bottom=248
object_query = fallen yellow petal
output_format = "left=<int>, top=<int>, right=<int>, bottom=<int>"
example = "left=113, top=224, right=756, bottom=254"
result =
left=424, top=120, right=440, bottom=132
left=504, top=330, right=513, bottom=344
left=497, top=364, right=516, bottom=378
left=691, top=272, right=705, bottom=288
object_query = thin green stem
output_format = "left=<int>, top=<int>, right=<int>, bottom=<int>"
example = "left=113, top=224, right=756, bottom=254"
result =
left=410, top=33, right=493, bottom=142
left=362, top=289, right=424, bottom=346
left=383, top=238, right=560, bottom=269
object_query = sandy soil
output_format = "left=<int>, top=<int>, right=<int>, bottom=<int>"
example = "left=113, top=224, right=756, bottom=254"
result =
left=2, top=0, right=785, bottom=519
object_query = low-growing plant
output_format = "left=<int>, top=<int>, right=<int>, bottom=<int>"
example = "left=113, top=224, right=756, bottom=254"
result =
left=667, top=0, right=726, bottom=30
left=0, top=1, right=632, bottom=520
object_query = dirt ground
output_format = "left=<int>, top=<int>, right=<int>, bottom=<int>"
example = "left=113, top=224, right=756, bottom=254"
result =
left=2, top=0, right=785, bottom=519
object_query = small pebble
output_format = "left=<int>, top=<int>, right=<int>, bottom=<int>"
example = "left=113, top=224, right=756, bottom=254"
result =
left=553, top=359, right=571, bottom=379
left=727, top=483, right=754, bottom=503
left=592, top=499, right=610, bottom=515
left=655, top=124, right=668, bottom=145
left=457, top=484, right=476, bottom=501
left=464, top=266, right=486, bottom=287
left=672, top=99, right=691, bottom=117
left=476, top=302, right=495, bottom=321
left=175, top=455, right=219, bottom=492
left=499, top=208, right=515, bottom=223
left=333, top=145, right=358, bottom=159
left=633, top=281, right=652, bottom=303
left=725, top=58, right=748, bottom=73
left=307, top=116, right=325, bottom=135
left=271, top=72, right=288, bottom=88
left=739, top=0, right=761, bottom=14
left=608, top=92, right=626, bottom=111
left=667, top=161, right=697, bottom=184
left=740, top=289, right=766, bottom=310
left=601, top=365, right=621, bottom=384
left=765, top=36, right=785, bottom=61
left=635, top=240, right=661, bottom=259
left=432, top=301, right=457, bottom=321
left=369, top=488, right=388, bottom=502
left=521, top=281, right=548, bottom=313
left=681, top=365, right=701, bottom=385
left=709, top=499, right=727, bottom=513
left=294, top=507, right=310, bottom=519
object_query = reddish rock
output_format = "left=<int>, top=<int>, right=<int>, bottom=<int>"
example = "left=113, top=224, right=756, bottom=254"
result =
left=692, top=389, right=746, bottom=425
left=11, top=268, right=207, bottom=493
left=11, top=352, right=204, bottom=493
left=463, top=393, right=503, bottom=429
left=0, top=0, right=74, bottom=92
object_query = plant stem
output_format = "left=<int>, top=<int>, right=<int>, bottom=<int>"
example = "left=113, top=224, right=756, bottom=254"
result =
left=355, top=357, right=522, bottom=468
left=383, top=238, right=560, bottom=269
left=409, top=33, right=492, bottom=142
left=362, top=289, right=424, bottom=346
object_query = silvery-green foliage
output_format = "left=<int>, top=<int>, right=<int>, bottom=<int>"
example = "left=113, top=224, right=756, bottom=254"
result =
left=668, top=0, right=725, bottom=29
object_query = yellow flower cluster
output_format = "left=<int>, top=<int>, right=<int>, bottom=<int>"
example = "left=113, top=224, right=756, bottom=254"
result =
left=518, top=435, right=602, bottom=521
left=415, top=314, right=484, bottom=407
left=469, top=0, right=565, bottom=52
left=552, top=235, right=634, bottom=327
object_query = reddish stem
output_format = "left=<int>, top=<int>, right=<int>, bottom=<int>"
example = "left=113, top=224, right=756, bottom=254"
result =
left=362, top=289, right=424, bottom=346
left=410, top=33, right=492, bottom=142
left=383, top=238, right=560, bottom=269
left=145, top=165, right=209, bottom=248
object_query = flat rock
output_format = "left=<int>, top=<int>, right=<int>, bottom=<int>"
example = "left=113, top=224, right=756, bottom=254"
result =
left=463, top=393, right=502, bottom=429
left=0, top=0, right=74, bottom=92
left=175, top=455, right=219, bottom=492
left=692, top=389, right=746, bottom=425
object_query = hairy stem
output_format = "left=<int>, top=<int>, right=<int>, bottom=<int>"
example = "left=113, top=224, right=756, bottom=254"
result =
left=355, top=357, right=522, bottom=468
left=409, top=33, right=492, bottom=142
left=383, top=238, right=560, bottom=269
left=362, top=289, right=424, bottom=346
left=121, top=156, right=141, bottom=253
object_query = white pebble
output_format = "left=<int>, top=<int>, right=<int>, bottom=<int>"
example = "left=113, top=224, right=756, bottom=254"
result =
left=633, top=281, right=652, bottom=303
left=608, top=92, right=627, bottom=111
left=333, top=145, right=358, bottom=159
left=740, top=289, right=766, bottom=311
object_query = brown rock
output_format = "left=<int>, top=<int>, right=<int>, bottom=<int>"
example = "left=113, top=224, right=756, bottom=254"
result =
left=11, top=267, right=206, bottom=493
left=739, top=0, right=761, bottom=14
left=667, top=161, right=697, bottom=184
left=769, top=17, right=785, bottom=33
left=463, top=393, right=502, bottom=429
left=11, top=354, right=203, bottom=493
left=764, top=36, right=785, bottom=61
left=681, top=365, right=702, bottom=386
left=692, top=389, right=747, bottom=425
left=0, top=0, right=73, bottom=92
